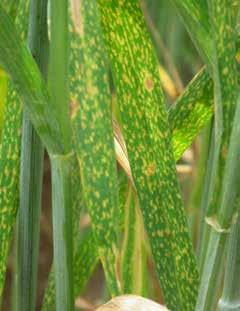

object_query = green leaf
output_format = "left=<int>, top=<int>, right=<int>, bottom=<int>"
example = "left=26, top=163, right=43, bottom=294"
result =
left=50, top=154, right=74, bottom=311
left=121, top=187, right=145, bottom=295
left=42, top=231, right=98, bottom=310
left=16, top=0, right=47, bottom=309
left=71, top=0, right=121, bottom=295
left=0, top=70, right=8, bottom=135
left=0, top=4, right=65, bottom=155
left=48, top=1, right=74, bottom=309
left=48, top=0, right=71, bottom=154
left=171, top=0, right=212, bottom=65
left=219, top=212, right=240, bottom=310
left=169, top=67, right=213, bottom=160
left=42, top=154, right=85, bottom=309
left=97, top=1, right=199, bottom=309
left=2, top=0, right=20, bottom=20
left=0, top=0, right=30, bottom=296
left=0, top=88, right=22, bottom=297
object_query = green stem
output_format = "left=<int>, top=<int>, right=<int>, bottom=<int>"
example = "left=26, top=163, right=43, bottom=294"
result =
left=197, top=3, right=238, bottom=307
left=42, top=231, right=98, bottom=310
left=198, top=121, right=216, bottom=271
left=49, top=0, right=71, bottom=152
left=197, top=92, right=240, bottom=310
left=219, top=212, right=240, bottom=310
left=48, top=0, right=73, bottom=310
left=16, top=0, right=47, bottom=310
left=197, top=121, right=213, bottom=256
left=50, top=154, right=74, bottom=311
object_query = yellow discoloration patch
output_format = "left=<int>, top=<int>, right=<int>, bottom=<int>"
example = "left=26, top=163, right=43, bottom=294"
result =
left=222, top=67, right=228, bottom=75
left=144, top=76, right=154, bottom=92
left=70, top=98, right=79, bottom=119
left=236, top=52, right=240, bottom=63
left=86, top=83, right=98, bottom=97
left=71, top=0, right=84, bottom=36
left=145, top=162, right=157, bottom=176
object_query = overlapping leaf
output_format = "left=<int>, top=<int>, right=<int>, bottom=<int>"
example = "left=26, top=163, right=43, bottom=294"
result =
left=0, top=0, right=29, bottom=296
left=97, top=1, right=199, bottom=309
left=71, top=0, right=121, bottom=295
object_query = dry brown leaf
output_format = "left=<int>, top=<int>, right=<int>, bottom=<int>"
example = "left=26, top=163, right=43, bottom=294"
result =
left=96, top=295, right=169, bottom=311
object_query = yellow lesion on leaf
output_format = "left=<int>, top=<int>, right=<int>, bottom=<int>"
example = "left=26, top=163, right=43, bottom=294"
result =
left=70, top=98, right=79, bottom=120
left=145, top=162, right=157, bottom=176
left=94, top=191, right=100, bottom=199
left=221, top=143, right=228, bottom=158
left=222, top=67, right=228, bottom=75
left=236, top=51, right=240, bottom=63
left=70, top=0, right=84, bottom=36
left=87, top=83, right=98, bottom=97
left=144, top=76, right=154, bottom=92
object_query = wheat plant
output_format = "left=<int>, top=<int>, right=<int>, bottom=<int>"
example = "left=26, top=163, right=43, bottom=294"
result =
left=0, top=0, right=239, bottom=310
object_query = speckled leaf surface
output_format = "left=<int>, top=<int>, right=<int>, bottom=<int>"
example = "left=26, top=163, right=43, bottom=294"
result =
left=0, top=0, right=29, bottom=296
left=71, top=0, right=121, bottom=295
left=169, top=67, right=213, bottom=160
left=0, top=70, right=8, bottom=135
left=97, top=1, right=199, bottom=309
left=169, top=41, right=240, bottom=160
left=0, top=4, right=65, bottom=155
left=43, top=0, right=121, bottom=304
left=0, top=89, right=22, bottom=296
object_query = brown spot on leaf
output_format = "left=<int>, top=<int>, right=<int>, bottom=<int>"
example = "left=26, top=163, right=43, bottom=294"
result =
left=145, top=76, right=154, bottom=91
left=145, top=162, right=157, bottom=176
left=70, top=98, right=79, bottom=119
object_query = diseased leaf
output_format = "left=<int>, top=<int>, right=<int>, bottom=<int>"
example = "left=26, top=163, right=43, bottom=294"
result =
left=0, top=0, right=29, bottom=296
left=97, top=1, right=199, bottom=309
left=169, top=67, right=213, bottom=160
left=71, top=0, right=121, bottom=295
left=0, top=69, right=8, bottom=135
left=0, top=4, right=65, bottom=154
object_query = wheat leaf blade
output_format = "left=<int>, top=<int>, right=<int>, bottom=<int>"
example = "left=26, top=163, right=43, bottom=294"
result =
left=16, top=0, right=47, bottom=309
left=42, top=230, right=98, bottom=310
left=0, top=4, right=65, bottom=154
left=71, top=0, right=121, bottom=295
left=0, top=0, right=30, bottom=296
left=97, top=1, right=199, bottom=309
